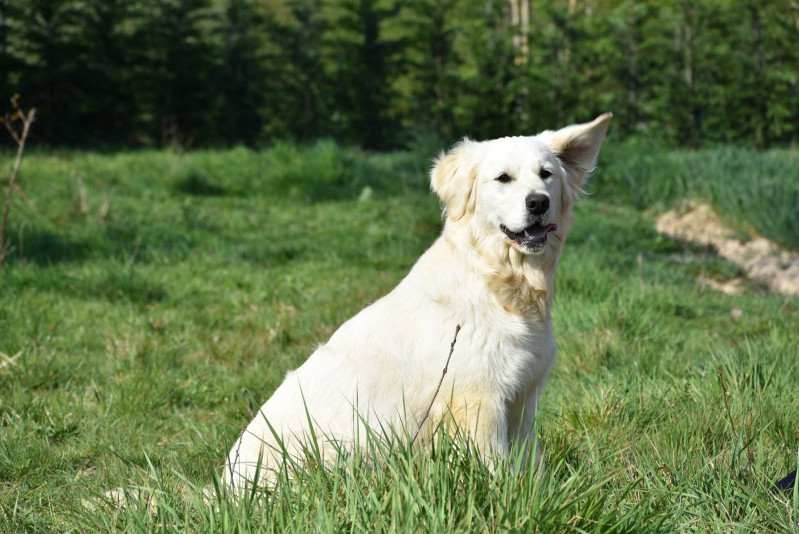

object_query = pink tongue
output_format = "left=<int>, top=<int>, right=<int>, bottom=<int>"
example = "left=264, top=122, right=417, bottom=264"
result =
left=526, top=223, right=557, bottom=237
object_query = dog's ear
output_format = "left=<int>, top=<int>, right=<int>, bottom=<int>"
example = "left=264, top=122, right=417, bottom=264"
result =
left=546, top=112, right=613, bottom=188
left=431, top=138, right=478, bottom=222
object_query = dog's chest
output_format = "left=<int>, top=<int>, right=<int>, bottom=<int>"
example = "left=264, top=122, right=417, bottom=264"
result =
left=459, top=309, right=555, bottom=398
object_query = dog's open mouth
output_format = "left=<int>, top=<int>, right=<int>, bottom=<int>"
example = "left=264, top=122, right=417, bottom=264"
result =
left=500, top=222, right=558, bottom=249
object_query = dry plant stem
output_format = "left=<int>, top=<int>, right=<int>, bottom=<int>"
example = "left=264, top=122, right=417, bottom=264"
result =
left=716, top=367, right=737, bottom=438
left=74, top=172, right=89, bottom=214
left=0, top=108, right=35, bottom=263
left=411, top=324, right=461, bottom=446
left=98, top=196, right=110, bottom=220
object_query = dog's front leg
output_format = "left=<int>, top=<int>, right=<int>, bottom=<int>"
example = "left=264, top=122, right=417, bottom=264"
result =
left=508, top=387, right=544, bottom=472
left=448, top=393, right=509, bottom=469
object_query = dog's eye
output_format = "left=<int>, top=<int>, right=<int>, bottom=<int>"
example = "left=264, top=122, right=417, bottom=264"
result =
left=540, top=169, right=553, bottom=179
left=495, top=173, right=513, bottom=183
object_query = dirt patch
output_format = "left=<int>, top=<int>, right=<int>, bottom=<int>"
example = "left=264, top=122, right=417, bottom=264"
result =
left=698, top=276, right=745, bottom=295
left=656, top=202, right=799, bottom=296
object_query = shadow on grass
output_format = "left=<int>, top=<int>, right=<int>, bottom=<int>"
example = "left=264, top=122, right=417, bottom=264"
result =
left=81, top=270, right=167, bottom=304
left=7, top=230, right=93, bottom=265
left=238, top=243, right=303, bottom=266
left=174, top=169, right=228, bottom=197
left=4, top=223, right=194, bottom=266
left=10, top=266, right=167, bottom=305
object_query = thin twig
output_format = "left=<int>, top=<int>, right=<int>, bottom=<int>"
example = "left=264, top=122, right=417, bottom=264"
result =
left=0, top=106, right=36, bottom=263
left=3, top=118, right=20, bottom=145
left=716, top=366, right=737, bottom=438
left=73, top=172, right=89, bottom=214
left=412, top=324, right=461, bottom=446
left=98, top=196, right=110, bottom=220
left=0, top=350, right=22, bottom=371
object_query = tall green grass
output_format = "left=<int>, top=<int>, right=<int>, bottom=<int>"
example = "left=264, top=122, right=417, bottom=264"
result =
left=596, top=139, right=799, bottom=249
left=73, top=427, right=670, bottom=532
left=0, top=143, right=797, bottom=531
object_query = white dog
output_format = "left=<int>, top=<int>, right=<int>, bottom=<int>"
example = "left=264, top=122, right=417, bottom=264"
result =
left=225, top=113, right=613, bottom=489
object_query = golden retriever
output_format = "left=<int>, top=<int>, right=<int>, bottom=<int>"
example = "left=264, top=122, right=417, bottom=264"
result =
left=225, top=113, right=613, bottom=489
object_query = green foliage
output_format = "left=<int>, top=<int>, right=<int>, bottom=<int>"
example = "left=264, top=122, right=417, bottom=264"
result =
left=2, top=0, right=798, bottom=148
left=323, top=0, right=403, bottom=148
left=1, top=145, right=798, bottom=531
left=259, top=0, right=331, bottom=143
left=596, top=139, right=799, bottom=249
left=215, top=0, right=269, bottom=146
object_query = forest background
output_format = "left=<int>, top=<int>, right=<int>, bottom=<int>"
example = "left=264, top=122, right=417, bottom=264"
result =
left=2, top=0, right=798, bottom=151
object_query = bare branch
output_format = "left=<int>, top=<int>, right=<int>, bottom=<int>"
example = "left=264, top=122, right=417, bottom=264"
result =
left=73, top=172, right=89, bottom=214
left=411, top=324, right=461, bottom=446
left=3, top=117, right=21, bottom=145
left=0, top=107, right=36, bottom=264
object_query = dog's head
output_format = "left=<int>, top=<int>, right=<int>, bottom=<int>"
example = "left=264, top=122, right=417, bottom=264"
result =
left=431, top=113, right=612, bottom=257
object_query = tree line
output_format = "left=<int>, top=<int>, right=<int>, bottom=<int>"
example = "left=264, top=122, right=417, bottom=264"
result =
left=1, top=0, right=797, bottom=150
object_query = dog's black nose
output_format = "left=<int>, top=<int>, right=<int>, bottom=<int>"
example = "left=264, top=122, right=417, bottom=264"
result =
left=525, top=194, right=550, bottom=215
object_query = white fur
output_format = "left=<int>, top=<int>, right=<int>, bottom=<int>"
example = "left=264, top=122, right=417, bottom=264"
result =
left=225, top=114, right=613, bottom=490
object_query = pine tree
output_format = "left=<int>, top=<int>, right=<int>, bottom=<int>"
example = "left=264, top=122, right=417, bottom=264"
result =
left=134, top=0, right=219, bottom=147
left=392, top=0, right=461, bottom=139
left=215, top=0, right=268, bottom=146
left=69, top=0, right=138, bottom=146
left=323, top=0, right=403, bottom=148
left=260, top=0, right=331, bottom=142
left=6, top=0, right=84, bottom=144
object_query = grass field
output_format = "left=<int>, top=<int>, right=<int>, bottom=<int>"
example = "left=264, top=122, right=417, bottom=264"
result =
left=599, top=140, right=799, bottom=250
left=1, top=141, right=798, bottom=532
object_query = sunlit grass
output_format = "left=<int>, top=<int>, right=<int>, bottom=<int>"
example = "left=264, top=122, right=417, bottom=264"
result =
left=597, top=139, right=799, bottom=248
left=0, top=142, right=797, bottom=531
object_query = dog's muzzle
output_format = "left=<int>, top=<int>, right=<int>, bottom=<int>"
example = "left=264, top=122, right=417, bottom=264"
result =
left=500, top=221, right=558, bottom=251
